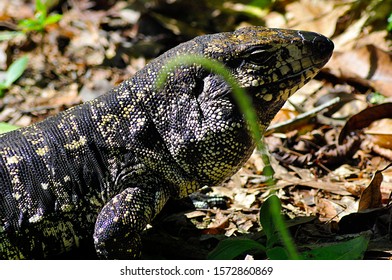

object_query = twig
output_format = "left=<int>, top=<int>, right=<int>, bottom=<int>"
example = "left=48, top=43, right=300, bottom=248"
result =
left=265, top=97, right=341, bottom=136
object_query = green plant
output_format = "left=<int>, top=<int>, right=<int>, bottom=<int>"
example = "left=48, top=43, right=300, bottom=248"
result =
left=0, top=31, right=24, bottom=42
left=0, top=122, right=19, bottom=134
left=0, top=0, right=62, bottom=42
left=208, top=195, right=370, bottom=260
left=387, top=13, right=392, bottom=32
left=0, top=56, right=29, bottom=97
left=18, top=0, right=62, bottom=33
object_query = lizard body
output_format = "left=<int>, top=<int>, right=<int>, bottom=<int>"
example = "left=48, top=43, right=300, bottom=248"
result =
left=0, top=26, right=333, bottom=259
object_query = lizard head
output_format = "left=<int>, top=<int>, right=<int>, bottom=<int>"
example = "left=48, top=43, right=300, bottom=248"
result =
left=202, top=26, right=334, bottom=125
left=135, top=27, right=334, bottom=187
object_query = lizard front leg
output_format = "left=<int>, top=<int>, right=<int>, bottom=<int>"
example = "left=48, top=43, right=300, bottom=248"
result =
left=93, top=185, right=169, bottom=259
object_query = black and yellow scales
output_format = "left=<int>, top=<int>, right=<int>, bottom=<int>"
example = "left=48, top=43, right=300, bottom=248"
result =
left=0, top=26, right=333, bottom=259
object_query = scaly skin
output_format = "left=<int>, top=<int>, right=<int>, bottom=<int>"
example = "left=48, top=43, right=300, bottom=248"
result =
left=0, top=26, right=333, bottom=259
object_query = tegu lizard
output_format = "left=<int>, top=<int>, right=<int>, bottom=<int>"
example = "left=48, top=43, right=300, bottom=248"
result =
left=0, top=26, right=333, bottom=259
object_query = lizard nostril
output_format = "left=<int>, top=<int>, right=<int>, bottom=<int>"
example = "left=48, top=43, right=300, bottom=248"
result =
left=314, top=36, right=334, bottom=56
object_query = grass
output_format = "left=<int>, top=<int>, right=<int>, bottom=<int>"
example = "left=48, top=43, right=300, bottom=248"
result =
left=0, top=56, right=28, bottom=97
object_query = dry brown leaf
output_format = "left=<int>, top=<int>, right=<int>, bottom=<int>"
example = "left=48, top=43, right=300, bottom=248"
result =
left=276, top=176, right=352, bottom=195
left=328, top=45, right=392, bottom=95
left=284, top=0, right=348, bottom=37
left=332, top=15, right=369, bottom=51
left=339, top=103, right=392, bottom=144
left=35, top=83, right=80, bottom=108
left=232, top=193, right=256, bottom=209
left=358, top=170, right=383, bottom=211
left=316, top=198, right=338, bottom=221
left=206, top=211, right=230, bottom=231
left=371, top=144, right=392, bottom=161
left=184, top=210, right=206, bottom=219
left=359, top=163, right=392, bottom=210
left=381, top=169, right=392, bottom=203
left=366, top=119, right=392, bottom=149
left=271, top=108, right=298, bottom=124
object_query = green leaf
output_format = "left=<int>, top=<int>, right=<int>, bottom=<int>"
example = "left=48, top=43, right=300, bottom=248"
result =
left=0, top=31, right=24, bottom=41
left=266, top=246, right=290, bottom=260
left=249, top=0, right=273, bottom=9
left=388, top=13, right=392, bottom=32
left=5, top=56, right=28, bottom=87
left=18, top=0, right=61, bottom=33
left=44, top=14, right=62, bottom=25
left=35, top=11, right=47, bottom=25
left=259, top=195, right=281, bottom=248
left=0, top=84, right=7, bottom=97
left=301, top=235, right=370, bottom=260
left=208, top=238, right=266, bottom=260
left=259, top=195, right=300, bottom=259
left=367, top=92, right=385, bottom=104
left=35, top=0, right=47, bottom=17
left=18, top=19, right=42, bottom=32
left=0, top=122, right=19, bottom=134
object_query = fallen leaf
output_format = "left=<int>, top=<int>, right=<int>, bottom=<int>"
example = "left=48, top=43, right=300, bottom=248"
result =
left=338, top=103, right=392, bottom=144
left=365, top=118, right=392, bottom=149
left=184, top=210, right=206, bottom=219
left=328, top=45, right=392, bottom=95
left=285, top=0, right=348, bottom=37
left=317, top=198, right=339, bottom=221
left=358, top=170, right=383, bottom=211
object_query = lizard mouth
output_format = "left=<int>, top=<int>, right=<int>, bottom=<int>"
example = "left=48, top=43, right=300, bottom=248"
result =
left=252, top=68, right=312, bottom=99
left=254, top=55, right=332, bottom=99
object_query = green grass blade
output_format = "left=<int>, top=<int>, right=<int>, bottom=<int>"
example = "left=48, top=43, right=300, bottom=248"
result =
left=35, top=0, right=47, bottom=18
left=266, top=246, right=290, bottom=260
left=208, top=238, right=266, bottom=260
left=259, top=195, right=281, bottom=248
left=0, top=31, right=24, bottom=41
left=44, top=14, right=62, bottom=25
left=5, top=56, right=28, bottom=87
left=301, top=235, right=370, bottom=260
left=0, top=122, right=19, bottom=134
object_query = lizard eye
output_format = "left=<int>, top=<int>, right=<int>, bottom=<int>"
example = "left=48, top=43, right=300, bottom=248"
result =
left=247, top=49, right=273, bottom=65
